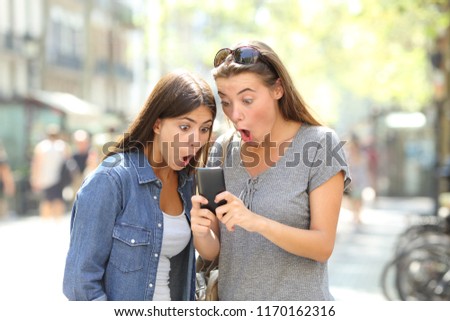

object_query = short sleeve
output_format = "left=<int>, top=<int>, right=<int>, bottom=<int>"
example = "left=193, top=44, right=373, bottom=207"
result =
left=307, top=129, right=351, bottom=193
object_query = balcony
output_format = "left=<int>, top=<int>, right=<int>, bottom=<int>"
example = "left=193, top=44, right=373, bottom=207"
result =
left=0, top=32, right=39, bottom=57
left=0, top=32, right=14, bottom=50
left=94, top=59, right=133, bottom=80
left=48, top=54, right=83, bottom=70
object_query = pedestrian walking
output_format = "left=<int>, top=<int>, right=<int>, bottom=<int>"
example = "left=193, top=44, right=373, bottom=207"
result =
left=0, top=141, right=15, bottom=219
left=30, top=125, right=70, bottom=219
left=344, top=133, right=370, bottom=224
left=68, top=129, right=94, bottom=199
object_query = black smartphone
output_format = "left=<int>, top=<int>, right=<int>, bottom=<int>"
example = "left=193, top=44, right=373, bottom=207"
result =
left=195, top=167, right=227, bottom=213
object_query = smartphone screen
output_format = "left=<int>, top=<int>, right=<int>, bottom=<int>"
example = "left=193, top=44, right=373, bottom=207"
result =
left=195, top=167, right=227, bottom=213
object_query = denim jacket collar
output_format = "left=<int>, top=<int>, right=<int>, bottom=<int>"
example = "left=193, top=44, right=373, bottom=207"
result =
left=126, top=150, right=193, bottom=188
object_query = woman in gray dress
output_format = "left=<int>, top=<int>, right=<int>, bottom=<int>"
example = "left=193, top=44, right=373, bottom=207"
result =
left=191, top=40, right=351, bottom=301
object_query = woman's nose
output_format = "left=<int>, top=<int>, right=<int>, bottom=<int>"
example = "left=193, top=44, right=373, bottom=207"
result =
left=229, top=106, right=244, bottom=123
left=188, top=130, right=200, bottom=147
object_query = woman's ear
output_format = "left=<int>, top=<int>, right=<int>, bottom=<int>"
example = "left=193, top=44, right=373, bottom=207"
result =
left=153, top=119, right=162, bottom=135
left=273, top=78, right=284, bottom=100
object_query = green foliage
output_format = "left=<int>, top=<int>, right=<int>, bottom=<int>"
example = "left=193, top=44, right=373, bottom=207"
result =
left=143, top=0, right=449, bottom=125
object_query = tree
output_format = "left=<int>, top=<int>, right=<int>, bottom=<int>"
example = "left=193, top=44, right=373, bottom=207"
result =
left=142, top=0, right=450, bottom=127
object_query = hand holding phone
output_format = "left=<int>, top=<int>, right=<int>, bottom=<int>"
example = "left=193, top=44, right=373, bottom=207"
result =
left=195, top=167, right=227, bottom=213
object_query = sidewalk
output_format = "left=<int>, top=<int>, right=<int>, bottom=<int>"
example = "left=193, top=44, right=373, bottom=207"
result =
left=328, top=196, right=435, bottom=301
left=0, top=214, right=70, bottom=302
left=0, top=196, right=435, bottom=302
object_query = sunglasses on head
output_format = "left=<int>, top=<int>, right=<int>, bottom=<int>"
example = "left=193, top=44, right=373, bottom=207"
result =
left=213, top=46, right=262, bottom=68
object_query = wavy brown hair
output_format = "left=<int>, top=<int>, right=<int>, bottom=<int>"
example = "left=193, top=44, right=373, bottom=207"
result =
left=105, top=70, right=217, bottom=172
left=212, top=40, right=321, bottom=126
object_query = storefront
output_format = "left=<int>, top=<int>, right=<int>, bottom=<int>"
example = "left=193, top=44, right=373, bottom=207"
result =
left=0, top=90, right=101, bottom=216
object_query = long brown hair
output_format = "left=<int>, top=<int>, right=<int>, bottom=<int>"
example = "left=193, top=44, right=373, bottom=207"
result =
left=212, top=40, right=321, bottom=126
left=105, top=70, right=217, bottom=171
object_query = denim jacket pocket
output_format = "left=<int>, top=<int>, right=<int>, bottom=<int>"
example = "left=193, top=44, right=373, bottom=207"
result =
left=109, top=223, right=152, bottom=272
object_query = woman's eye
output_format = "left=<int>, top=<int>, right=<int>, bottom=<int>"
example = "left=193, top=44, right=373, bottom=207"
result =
left=180, top=124, right=190, bottom=131
left=221, top=101, right=230, bottom=107
left=243, top=98, right=253, bottom=104
left=200, top=126, right=211, bottom=134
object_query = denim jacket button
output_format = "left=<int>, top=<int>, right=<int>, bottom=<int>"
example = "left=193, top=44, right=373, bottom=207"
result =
left=130, top=239, right=136, bottom=244
left=154, top=253, right=158, bottom=257
left=149, top=283, right=153, bottom=288
left=153, top=196, right=157, bottom=200
left=157, top=223, right=162, bottom=228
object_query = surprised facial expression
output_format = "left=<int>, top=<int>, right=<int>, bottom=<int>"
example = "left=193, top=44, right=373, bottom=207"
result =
left=216, top=72, right=283, bottom=143
left=153, top=105, right=213, bottom=170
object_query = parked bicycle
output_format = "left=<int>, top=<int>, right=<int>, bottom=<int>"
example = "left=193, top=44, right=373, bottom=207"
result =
left=381, top=211, right=450, bottom=301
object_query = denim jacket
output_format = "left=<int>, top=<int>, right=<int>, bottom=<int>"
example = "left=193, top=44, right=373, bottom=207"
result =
left=63, top=150, right=196, bottom=301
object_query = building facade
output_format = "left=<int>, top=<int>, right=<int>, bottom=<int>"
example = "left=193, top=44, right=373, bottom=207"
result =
left=0, top=0, right=147, bottom=128
left=0, top=0, right=148, bottom=215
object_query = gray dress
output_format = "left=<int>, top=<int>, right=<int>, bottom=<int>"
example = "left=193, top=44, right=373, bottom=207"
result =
left=209, top=124, right=351, bottom=301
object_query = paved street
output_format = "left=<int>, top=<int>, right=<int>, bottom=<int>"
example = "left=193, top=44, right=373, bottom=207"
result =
left=0, top=215, right=70, bottom=302
left=0, top=197, right=434, bottom=302
left=329, top=196, right=434, bottom=301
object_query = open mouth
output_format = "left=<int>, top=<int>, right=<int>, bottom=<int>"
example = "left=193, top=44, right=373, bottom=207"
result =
left=181, top=155, right=193, bottom=167
left=238, top=129, right=252, bottom=142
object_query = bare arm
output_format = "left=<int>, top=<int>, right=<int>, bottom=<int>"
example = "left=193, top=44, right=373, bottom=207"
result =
left=190, top=194, right=221, bottom=261
left=30, top=147, right=42, bottom=191
left=0, top=164, right=15, bottom=196
left=216, top=171, right=345, bottom=263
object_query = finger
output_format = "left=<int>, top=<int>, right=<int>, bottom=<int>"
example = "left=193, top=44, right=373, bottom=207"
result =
left=215, top=203, right=229, bottom=220
left=191, top=195, right=208, bottom=209
left=225, top=220, right=236, bottom=232
left=192, top=225, right=212, bottom=237
left=203, top=208, right=218, bottom=221
left=191, top=216, right=212, bottom=229
left=217, top=207, right=233, bottom=225
left=220, top=211, right=237, bottom=232
left=191, top=208, right=213, bottom=222
left=194, top=207, right=217, bottom=220
left=215, top=191, right=234, bottom=204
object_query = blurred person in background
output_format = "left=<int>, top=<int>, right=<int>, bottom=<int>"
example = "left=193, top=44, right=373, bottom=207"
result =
left=83, top=127, right=120, bottom=177
left=344, top=133, right=370, bottom=225
left=63, top=70, right=217, bottom=301
left=0, top=141, right=15, bottom=219
left=30, top=124, right=70, bottom=219
left=71, top=129, right=91, bottom=177
left=69, top=129, right=94, bottom=197
left=191, top=40, right=351, bottom=300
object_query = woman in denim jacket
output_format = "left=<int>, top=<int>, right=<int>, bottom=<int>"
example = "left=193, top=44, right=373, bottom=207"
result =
left=63, top=70, right=217, bottom=301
